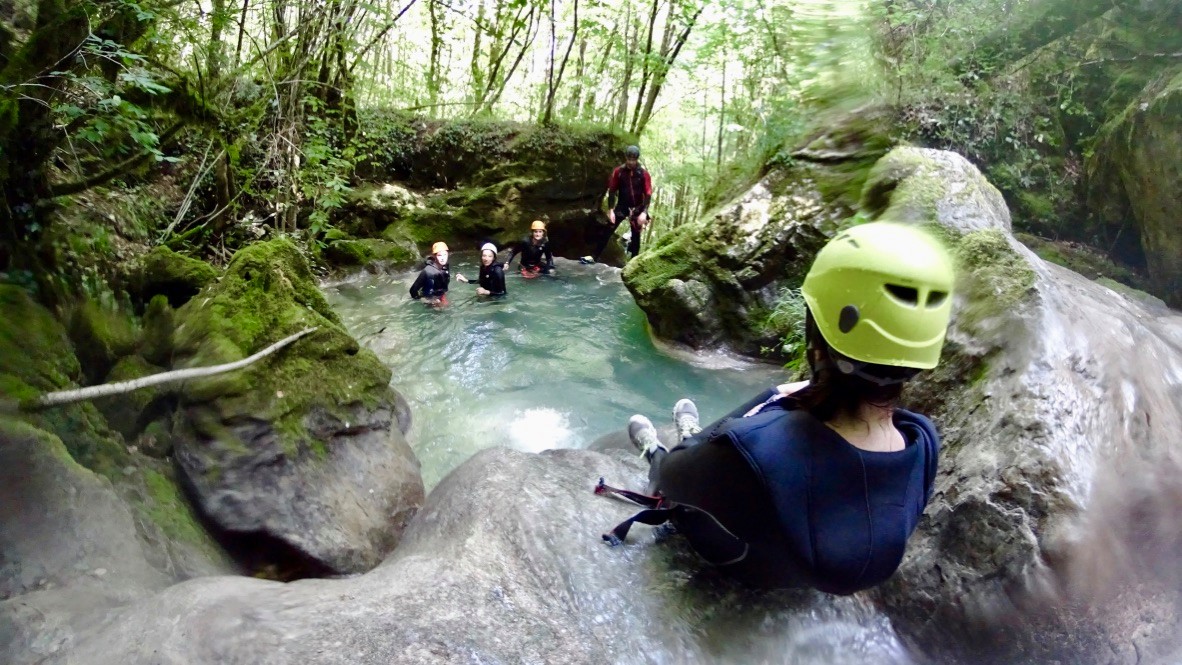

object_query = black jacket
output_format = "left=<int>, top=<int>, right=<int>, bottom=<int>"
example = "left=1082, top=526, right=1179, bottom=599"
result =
left=409, top=257, right=450, bottom=298
left=476, top=263, right=507, bottom=295
left=506, top=237, right=554, bottom=270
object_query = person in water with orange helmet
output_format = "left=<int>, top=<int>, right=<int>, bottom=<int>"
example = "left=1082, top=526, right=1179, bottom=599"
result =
left=409, top=241, right=451, bottom=305
left=505, top=220, right=555, bottom=277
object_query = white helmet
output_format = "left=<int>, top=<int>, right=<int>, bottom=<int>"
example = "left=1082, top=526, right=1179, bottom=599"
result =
left=480, top=243, right=497, bottom=254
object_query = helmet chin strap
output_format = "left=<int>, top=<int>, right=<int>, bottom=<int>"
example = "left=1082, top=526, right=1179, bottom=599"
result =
left=810, top=352, right=918, bottom=387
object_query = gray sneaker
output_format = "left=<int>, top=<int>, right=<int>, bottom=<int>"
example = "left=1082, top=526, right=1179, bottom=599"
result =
left=627, top=414, right=666, bottom=460
left=673, top=399, right=701, bottom=441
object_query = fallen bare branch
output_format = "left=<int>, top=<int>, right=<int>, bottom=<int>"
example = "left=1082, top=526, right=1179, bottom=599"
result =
left=18, top=327, right=318, bottom=412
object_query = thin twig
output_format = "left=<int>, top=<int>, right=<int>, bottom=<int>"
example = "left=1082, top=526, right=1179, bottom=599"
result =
left=160, top=141, right=218, bottom=242
left=18, top=327, right=318, bottom=411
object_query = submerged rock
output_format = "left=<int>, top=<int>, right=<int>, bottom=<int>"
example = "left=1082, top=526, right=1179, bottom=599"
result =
left=170, top=238, right=425, bottom=574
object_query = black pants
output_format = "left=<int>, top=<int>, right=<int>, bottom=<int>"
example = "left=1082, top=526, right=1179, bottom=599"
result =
left=591, top=209, right=645, bottom=260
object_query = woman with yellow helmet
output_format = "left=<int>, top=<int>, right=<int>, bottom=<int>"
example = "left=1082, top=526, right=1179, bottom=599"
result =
left=601, top=222, right=955, bottom=594
left=504, top=220, right=555, bottom=278
left=409, top=241, right=452, bottom=306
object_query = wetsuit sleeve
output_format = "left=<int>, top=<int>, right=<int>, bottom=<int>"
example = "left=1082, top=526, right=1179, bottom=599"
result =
left=489, top=266, right=506, bottom=295
left=543, top=243, right=554, bottom=269
left=639, top=169, right=653, bottom=214
left=505, top=242, right=522, bottom=268
left=917, top=413, right=941, bottom=509
left=409, top=269, right=426, bottom=299
left=653, top=435, right=804, bottom=586
left=606, top=167, right=620, bottom=210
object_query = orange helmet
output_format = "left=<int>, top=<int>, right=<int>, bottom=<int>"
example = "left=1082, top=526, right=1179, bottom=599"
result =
left=431, top=241, right=448, bottom=254
left=530, top=220, right=546, bottom=231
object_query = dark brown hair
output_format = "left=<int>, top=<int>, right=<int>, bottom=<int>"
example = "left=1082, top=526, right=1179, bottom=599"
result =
left=788, top=311, right=911, bottom=422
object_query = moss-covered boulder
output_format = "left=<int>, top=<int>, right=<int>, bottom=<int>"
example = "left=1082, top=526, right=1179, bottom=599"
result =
left=0, top=291, right=231, bottom=618
left=321, top=237, right=419, bottom=272
left=139, top=294, right=175, bottom=367
left=0, top=418, right=231, bottom=661
left=1086, top=64, right=1182, bottom=308
left=129, top=246, right=218, bottom=308
left=336, top=182, right=425, bottom=238
left=171, top=238, right=424, bottom=574
left=65, top=300, right=140, bottom=385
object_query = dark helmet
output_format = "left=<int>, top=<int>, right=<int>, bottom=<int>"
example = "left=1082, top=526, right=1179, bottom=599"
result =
left=624, top=145, right=641, bottom=159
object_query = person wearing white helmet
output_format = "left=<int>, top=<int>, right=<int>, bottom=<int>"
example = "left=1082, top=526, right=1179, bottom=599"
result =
left=409, top=241, right=451, bottom=306
left=456, top=242, right=507, bottom=296
left=599, top=222, right=955, bottom=594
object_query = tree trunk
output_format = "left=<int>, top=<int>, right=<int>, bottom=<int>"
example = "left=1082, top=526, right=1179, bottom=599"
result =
left=542, top=0, right=579, bottom=125
left=614, top=8, right=637, bottom=129
left=633, top=4, right=702, bottom=136
left=629, top=0, right=661, bottom=134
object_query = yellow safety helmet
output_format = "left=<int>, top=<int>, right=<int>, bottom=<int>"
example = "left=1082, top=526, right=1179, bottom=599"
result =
left=431, top=241, right=449, bottom=254
left=801, top=222, right=955, bottom=370
left=530, top=220, right=546, bottom=231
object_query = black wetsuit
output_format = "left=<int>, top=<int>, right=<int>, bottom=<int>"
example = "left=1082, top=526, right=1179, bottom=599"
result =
left=638, top=389, right=940, bottom=593
left=474, top=263, right=507, bottom=295
left=409, top=257, right=450, bottom=299
left=506, top=237, right=554, bottom=273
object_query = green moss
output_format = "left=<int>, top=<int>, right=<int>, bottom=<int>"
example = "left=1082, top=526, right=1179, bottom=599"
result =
left=1094, top=277, right=1166, bottom=308
left=138, top=466, right=213, bottom=548
left=0, top=285, right=79, bottom=402
left=622, top=225, right=701, bottom=296
left=67, top=300, right=140, bottom=384
left=1014, top=232, right=1147, bottom=290
left=947, top=228, right=1038, bottom=327
left=134, top=246, right=218, bottom=308
left=322, top=238, right=374, bottom=266
left=173, top=239, right=391, bottom=455
left=140, top=295, right=175, bottom=366
left=323, top=228, right=351, bottom=242
left=95, top=355, right=163, bottom=441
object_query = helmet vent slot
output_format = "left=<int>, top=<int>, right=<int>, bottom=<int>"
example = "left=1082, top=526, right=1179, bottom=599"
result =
left=884, top=284, right=919, bottom=305
left=927, top=290, right=948, bottom=308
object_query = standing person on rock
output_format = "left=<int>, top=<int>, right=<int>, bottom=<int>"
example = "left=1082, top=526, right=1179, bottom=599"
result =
left=599, top=222, right=954, bottom=595
left=456, top=243, right=507, bottom=296
left=409, top=241, right=451, bottom=306
left=505, top=220, right=555, bottom=278
left=581, top=145, right=652, bottom=264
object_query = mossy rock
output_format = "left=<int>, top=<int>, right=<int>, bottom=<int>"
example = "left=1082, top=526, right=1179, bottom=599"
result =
left=1014, top=232, right=1148, bottom=291
left=0, top=285, right=80, bottom=403
left=336, top=183, right=425, bottom=237
left=140, top=294, right=176, bottom=367
left=1086, top=65, right=1182, bottom=307
left=132, top=246, right=218, bottom=308
left=172, top=238, right=379, bottom=439
left=170, top=238, right=424, bottom=574
left=322, top=238, right=420, bottom=272
left=93, top=354, right=168, bottom=443
left=66, top=300, right=140, bottom=385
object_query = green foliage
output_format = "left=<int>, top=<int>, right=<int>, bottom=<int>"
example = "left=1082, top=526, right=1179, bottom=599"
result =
left=757, top=286, right=808, bottom=370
